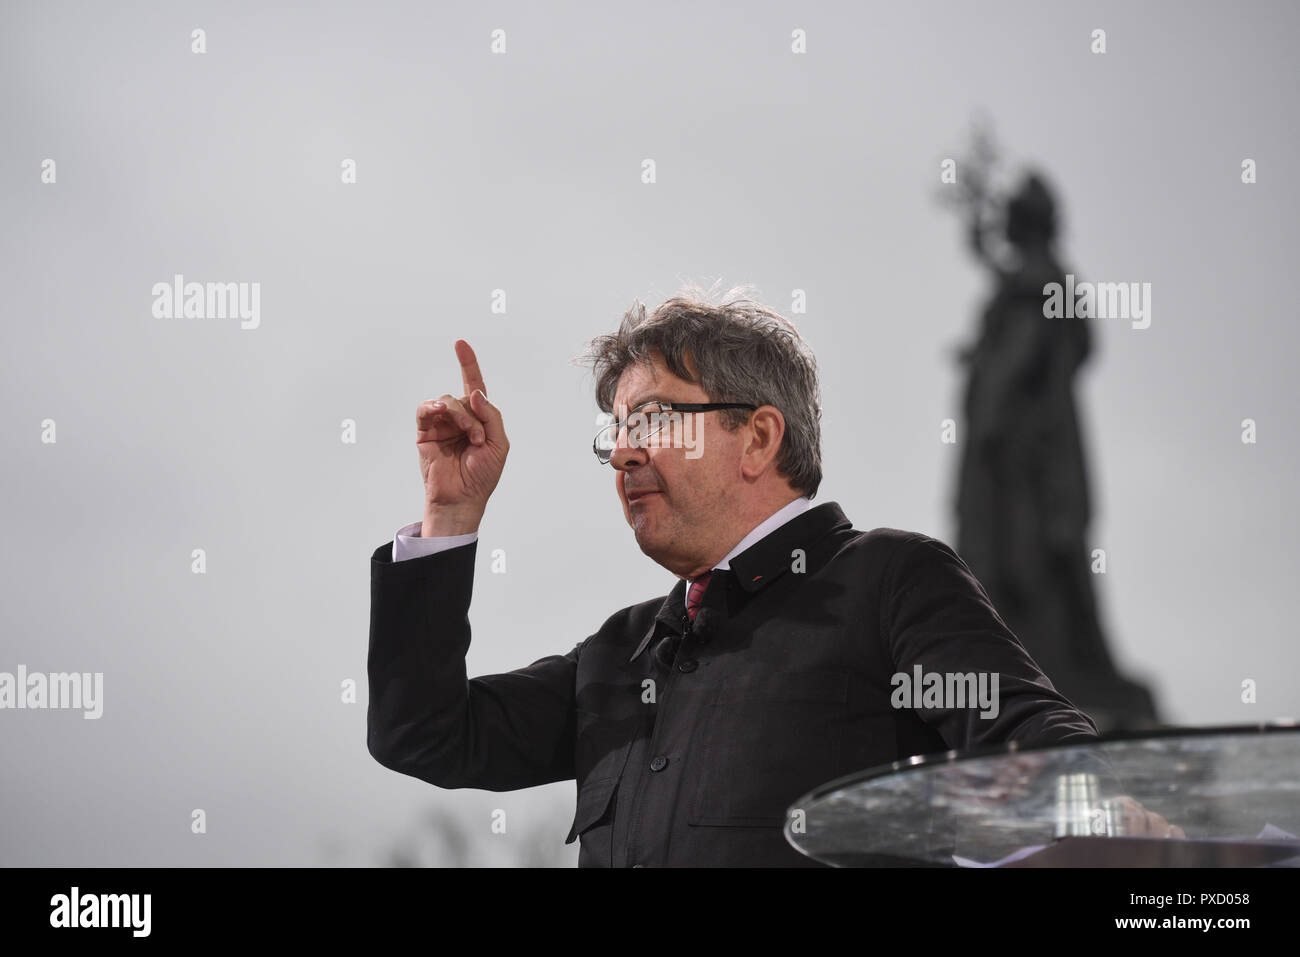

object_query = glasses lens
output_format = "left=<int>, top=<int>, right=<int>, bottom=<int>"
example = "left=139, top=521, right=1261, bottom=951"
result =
left=595, top=423, right=616, bottom=461
left=594, top=403, right=667, bottom=463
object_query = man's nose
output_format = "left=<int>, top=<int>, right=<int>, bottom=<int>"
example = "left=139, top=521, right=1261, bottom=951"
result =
left=610, top=425, right=648, bottom=471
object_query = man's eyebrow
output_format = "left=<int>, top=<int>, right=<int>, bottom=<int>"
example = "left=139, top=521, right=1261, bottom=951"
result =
left=619, top=394, right=666, bottom=413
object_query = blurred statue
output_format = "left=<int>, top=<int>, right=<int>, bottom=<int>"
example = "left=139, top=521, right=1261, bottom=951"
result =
left=942, top=122, right=1159, bottom=733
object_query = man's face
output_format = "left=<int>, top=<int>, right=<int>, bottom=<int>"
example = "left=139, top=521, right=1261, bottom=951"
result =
left=609, top=352, right=747, bottom=575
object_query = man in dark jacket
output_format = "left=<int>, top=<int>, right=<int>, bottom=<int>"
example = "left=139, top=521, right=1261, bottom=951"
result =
left=367, top=286, right=1105, bottom=867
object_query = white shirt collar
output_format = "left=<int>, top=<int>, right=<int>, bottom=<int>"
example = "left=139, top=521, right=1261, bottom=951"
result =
left=689, top=495, right=812, bottom=579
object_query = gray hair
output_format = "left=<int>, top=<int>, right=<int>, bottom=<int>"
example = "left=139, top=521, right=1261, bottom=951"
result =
left=575, top=281, right=823, bottom=499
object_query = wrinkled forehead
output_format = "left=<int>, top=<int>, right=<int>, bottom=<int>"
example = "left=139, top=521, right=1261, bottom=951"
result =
left=612, top=358, right=664, bottom=410
left=611, top=350, right=701, bottom=412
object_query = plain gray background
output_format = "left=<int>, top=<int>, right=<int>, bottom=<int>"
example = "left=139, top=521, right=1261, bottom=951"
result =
left=2, top=0, right=1296, bottom=866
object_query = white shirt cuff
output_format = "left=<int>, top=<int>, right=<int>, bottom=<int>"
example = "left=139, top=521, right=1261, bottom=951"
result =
left=392, top=521, right=479, bottom=562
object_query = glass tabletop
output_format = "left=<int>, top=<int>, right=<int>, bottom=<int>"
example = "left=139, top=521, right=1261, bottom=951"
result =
left=783, top=722, right=1300, bottom=867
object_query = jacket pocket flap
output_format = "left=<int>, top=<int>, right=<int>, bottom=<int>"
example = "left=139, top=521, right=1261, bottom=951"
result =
left=564, top=776, right=618, bottom=845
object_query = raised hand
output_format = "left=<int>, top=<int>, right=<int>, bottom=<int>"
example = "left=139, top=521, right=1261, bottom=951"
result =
left=415, top=339, right=510, bottom=536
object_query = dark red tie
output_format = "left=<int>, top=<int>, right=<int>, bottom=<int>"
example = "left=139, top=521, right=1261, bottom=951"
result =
left=686, top=571, right=712, bottom=622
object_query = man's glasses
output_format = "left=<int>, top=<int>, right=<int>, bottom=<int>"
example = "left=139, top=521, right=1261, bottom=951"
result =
left=593, top=400, right=758, bottom=465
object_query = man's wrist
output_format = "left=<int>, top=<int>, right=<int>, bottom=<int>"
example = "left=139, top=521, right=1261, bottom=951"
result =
left=422, top=506, right=483, bottom=537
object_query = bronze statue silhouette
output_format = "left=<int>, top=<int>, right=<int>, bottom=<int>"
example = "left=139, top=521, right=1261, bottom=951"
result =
left=945, top=131, right=1159, bottom=733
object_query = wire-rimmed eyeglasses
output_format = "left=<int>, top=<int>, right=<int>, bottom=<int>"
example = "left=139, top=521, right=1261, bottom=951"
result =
left=593, top=400, right=758, bottom=465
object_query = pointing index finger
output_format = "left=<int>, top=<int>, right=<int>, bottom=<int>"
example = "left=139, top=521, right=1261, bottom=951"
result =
left=454, top=339, right=487, bottom=398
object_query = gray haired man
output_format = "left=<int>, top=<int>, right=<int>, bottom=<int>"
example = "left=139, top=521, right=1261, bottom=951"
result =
left=366, top=285, right=1175, bottom=866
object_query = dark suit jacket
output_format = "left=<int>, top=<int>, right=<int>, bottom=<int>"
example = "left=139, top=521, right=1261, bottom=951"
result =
left=367, top=501, right=1099, bottom=867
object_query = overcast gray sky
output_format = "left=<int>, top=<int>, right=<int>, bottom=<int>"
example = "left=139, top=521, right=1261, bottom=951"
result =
left=2, top=0, right=1297, bottom=866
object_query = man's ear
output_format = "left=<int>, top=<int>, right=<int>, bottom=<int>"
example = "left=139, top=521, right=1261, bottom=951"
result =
left=740, top=406, right=785, bottom=479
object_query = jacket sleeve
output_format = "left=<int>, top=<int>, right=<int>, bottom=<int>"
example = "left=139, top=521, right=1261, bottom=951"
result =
left=367, top=538, right=579, bottom=790
left=884, top=533, right=1100, bottom=750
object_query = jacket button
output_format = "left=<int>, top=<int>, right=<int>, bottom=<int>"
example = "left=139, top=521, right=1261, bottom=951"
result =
left=677, top=658, right=698, bottom=673
left=650, top=756, right=668, bottom=771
